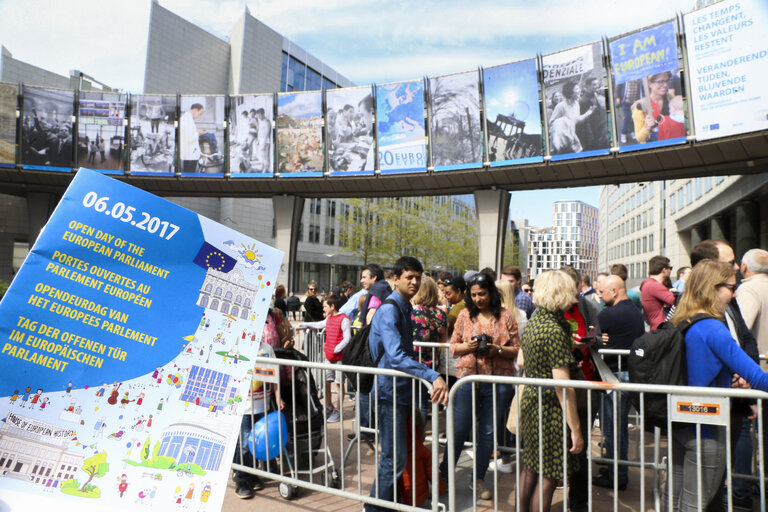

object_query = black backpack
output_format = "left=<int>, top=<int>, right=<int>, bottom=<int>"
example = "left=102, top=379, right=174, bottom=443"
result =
left=627, top=314, right=710, bottom=431
left=342, top=298, right=399, bottom=394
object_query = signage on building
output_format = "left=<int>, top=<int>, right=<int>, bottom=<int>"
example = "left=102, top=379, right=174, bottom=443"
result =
left=0, top=168, right=283, bottom=510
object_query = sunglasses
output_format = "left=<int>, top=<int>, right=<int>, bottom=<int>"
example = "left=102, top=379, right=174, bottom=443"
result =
left=717, top=283, right=737, bottom=293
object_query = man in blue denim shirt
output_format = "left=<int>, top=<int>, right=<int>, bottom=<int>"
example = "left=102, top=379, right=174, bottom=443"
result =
left=365, top=256, right=448, bottom=511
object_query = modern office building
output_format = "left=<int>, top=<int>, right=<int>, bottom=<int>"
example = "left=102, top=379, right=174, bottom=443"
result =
left=598, top=175, right=768, bottom=288
left=527, top=201, right=599, bottom=280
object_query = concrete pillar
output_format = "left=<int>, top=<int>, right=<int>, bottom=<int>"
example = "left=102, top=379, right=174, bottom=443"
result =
left=26, top=192, right=59, bottom=246
left=710, top=216, right=728, bottom=243
left=473, top=189, right=509, bottom=273
left=272, top=195, right=304, bottom=294
left=734, top=202, right=759, bottom=260
left=690, top=225, right=706, bottom=249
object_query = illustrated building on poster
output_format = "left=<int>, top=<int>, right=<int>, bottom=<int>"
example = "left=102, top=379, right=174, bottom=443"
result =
left=197, top=267, right=259, bottom=319
left=179, top=365, right=238, bottom=412
left=0, top=412, right=83, bottom=486
left=157, top=422, right=227, bottom=471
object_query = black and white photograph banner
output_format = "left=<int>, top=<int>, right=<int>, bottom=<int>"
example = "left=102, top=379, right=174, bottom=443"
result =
left=129, top=94, right=176, bottom=175
left=77, top=91, right=126, bottom=174
left=326, top=86, right=375, bottom=176
left=543, top=42, right=610, bottom=160
left=483, top=59, right=543, bottom=166
left=21, top=86, right=75, bottom=171
left=179, top=95, right=226, bottom=176
left=229, top=94, right=274, bottom=177
left=0, top=82, right=16, bottom=167
left=428, top=70, right=483, bottom=171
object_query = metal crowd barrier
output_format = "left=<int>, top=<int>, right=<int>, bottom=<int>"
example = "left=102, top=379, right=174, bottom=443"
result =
left=232, top=346, right=768, bottom=511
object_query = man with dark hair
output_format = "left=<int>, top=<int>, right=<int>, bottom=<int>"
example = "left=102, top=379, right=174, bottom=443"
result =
left=640, top=255, right=675, bottom=330
left=339, top=264, right=383, bottom=319
left=500, top=265, right=534, bottom=319
left=366, top=256, right=448, bottom=511
left=690, top=239, right=725, bottom=267
left=479, top=267, right=497, bottom=281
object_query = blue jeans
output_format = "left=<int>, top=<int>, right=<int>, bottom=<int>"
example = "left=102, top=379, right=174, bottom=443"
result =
left=733, top=418, right=753, bottom=498
left=359, top=392, right=375, bottom=440
left=440, top=381, right=514, bottom=481
left=233, top=412, right=264, bottom=484
left=602, top=370, right=630, bottom=482
left=366, top=401, right=410, bottom=511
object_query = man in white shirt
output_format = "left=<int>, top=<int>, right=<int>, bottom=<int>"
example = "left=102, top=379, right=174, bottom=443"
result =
left=180, top=103, right=204, bottom=172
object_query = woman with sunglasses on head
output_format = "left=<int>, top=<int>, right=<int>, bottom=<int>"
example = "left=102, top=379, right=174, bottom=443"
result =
left=632, top=71, right=685, bottom=144
left=303, top=281, right=324, bottom=322
left=664, top=259, right=768, bottom=511
left=439, top=272, right=519, bottom=501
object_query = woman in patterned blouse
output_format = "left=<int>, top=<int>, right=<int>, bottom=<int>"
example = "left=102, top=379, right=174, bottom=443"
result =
left=438, top=272, right=519, bottom=501
left=411, top=275, right=447, bottom=419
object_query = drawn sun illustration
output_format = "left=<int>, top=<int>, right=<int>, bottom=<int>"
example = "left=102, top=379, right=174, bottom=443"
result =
left=239, top=243, right=262, bottom=265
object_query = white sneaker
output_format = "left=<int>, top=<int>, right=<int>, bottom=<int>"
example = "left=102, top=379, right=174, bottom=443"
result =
left=488, top=459, right=513, bottom=474
left=327, top=409, right=340, bottom=423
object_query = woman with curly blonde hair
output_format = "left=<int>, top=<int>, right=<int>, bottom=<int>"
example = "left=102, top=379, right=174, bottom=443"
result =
left=665, top=259, right=768, bottom=511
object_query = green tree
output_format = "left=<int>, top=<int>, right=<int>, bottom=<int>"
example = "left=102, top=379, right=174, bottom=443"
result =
left=79, top=452, right=109, bottom=492
left=503, top=227, right=523, bottom=268
left=142, top=436, right=151, bottom=460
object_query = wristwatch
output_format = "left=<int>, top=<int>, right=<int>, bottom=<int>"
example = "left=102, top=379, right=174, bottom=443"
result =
left=498, top=346, right=503, bottom=355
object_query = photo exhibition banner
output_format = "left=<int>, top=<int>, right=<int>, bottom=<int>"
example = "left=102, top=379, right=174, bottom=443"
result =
left=228, top=94, right=274, bottom=177
left=428, top=71, right=482, bottom=171
left=276, top=91, right=323, bottom=177
left=483, top=59, right=544, bottom=166
left=0, top=168, right=283, bottom=512
left=542, top=42, right=610, bottom=161
left=0, top=82, right=16, bottom=167
left=128, top=94, right=176, bottom=176
left=21, top=86, right=75, bottom=171
left=684, top=0, right=768, bottom=140
left=376, top=80, right=426, bottom=174
left=326, top=86, right=375, bottom=176
left=78, top=92, right=127, bottom=174
left=609, top=21, right=687, bottom=152
left=179, top=96, right=225, bottom=176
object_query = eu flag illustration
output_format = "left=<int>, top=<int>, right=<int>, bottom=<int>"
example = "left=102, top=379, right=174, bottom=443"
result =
left=194, top=242, right=237, bottom=272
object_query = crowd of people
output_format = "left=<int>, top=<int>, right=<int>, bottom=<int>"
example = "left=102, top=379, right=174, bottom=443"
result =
left=233, top=240, right=768, bottom=511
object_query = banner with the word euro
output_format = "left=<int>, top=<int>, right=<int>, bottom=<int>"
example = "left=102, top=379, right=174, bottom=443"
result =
left=0, top=82, right=16, bottom=167
left=483, top=58, right=544, bottom=166
left=179, top=96, right=226, bottom=176
left=684, top=0, right=768, bottom=141
left=326, top=86, right=375, bottom=176
left=610, top=21, right=688, bottom=152
left=277, top=91, right=323, bottom=177
left=77, top=91, right=127, bottom=175
left=543, top=42, right=610, bottom=160
left=228, top=94, right=274, bottom=177
left=0, top=168, right=283, bottom=512
left=129, top=94, right=176, bottom=176
left=21, top=86, right=75, bottom=172
left=428, top=70, right=483, bottom=171
left=376, top=80, right=427, bottom=174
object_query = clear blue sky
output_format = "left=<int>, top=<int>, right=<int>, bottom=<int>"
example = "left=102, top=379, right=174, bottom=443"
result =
left=0, top=0, right=697, bottom=224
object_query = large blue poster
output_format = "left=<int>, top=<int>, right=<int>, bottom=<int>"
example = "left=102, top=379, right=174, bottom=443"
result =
left=483, top=59, right=544, bottom=166
left=684, top=0, right=768, bottom=140
left=610, top=21, right=688, bottom=152
left=0, top=169, right=283, bottom=511
left=376, top=80, right=427, bottom=174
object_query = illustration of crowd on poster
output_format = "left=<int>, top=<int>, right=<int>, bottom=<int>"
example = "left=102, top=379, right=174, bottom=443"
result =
left=276, top=91, right=323, bottom=176
left=483, top=59, right=543, bottom=166
left=610, top=21, right=687, bottom=151
left=128, top=94, right=176, bottom=175
left=0, top=82, right=16, bottom=166
left=77, top=92, right=127, bottom=173
left=376, top=80, right=427, bottom=174
left=326, top=86, right=375, bottom=176
left=179, top=96, right=225, bottom=176
left=542, top=42, right=610, bottom=160
left=228, top=94, right=274, bottom=176
left=683, top=0, right=768, bottom=141
left=21, top=86, right=75, bottom=170
left=0, top=168, right=283, bottom=512
left=429, top=71, right=482, bottom=170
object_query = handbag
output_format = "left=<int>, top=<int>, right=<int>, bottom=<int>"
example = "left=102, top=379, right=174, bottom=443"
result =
left=506, top=376, right=525, bottom=435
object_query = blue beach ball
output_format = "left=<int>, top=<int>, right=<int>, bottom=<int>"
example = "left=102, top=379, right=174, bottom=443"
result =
left=247, top=411, right=288, bottom=461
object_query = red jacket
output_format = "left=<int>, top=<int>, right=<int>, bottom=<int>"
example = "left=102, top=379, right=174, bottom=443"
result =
left=397, top=418, right=446, bottom=506
left=324, top=314, right=348, bottom=362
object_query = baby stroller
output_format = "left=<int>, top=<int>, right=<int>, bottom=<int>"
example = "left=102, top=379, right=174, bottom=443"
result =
left=273, top=347, right=340, bottom=499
